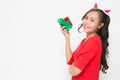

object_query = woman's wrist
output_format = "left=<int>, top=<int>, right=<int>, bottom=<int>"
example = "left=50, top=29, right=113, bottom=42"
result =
left=66, top=37, right=70, bottom=42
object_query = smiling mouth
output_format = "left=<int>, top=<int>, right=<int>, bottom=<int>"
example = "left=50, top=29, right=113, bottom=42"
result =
left=84, top=26, right=91, bottom=29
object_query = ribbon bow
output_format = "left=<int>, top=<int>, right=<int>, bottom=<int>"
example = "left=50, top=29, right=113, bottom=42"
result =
left=94, top=3, right=111, bottom=13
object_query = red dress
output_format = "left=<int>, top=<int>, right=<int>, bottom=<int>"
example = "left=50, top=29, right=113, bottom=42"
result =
left=68, top=35, right=102, bottom=80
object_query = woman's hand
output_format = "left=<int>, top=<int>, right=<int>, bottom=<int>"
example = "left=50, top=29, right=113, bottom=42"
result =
left=60, top=27, right=70, bottom=39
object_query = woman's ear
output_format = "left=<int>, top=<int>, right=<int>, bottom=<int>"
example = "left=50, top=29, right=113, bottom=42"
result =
left=98, top=23, right=104, bottom=29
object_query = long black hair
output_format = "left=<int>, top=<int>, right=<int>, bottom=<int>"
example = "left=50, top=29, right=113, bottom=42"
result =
left=78, top=8, right=110, bottom=73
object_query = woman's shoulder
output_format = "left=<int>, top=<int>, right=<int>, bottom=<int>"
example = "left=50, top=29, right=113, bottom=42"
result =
left=87, top=35, right=101, bottom=44
left=84, top=35, right=102, bottom=49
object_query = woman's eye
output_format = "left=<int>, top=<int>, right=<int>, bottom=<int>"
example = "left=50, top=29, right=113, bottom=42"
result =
left=86, top=17, right=88, bottom=19
left=91, top=19, right=94, bottom=22
left=84, top=17, right=88, bottom=20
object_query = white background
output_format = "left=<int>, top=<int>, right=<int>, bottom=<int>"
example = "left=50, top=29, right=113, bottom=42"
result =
left=0, top=0, right=119, bottom=80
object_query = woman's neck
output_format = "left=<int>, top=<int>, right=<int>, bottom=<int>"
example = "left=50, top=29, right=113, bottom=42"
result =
left=86, top=33, right=97, bottom=40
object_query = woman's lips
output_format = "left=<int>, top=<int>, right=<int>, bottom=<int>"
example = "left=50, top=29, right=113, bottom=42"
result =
left=83, top=26, right=90, bottom=29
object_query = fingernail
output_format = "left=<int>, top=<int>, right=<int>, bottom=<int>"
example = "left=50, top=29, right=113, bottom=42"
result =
left=63, top=27, right=66, bottom=30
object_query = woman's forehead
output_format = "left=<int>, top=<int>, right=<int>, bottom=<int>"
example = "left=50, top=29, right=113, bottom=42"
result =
left=86, top=11, right=99, bottom=19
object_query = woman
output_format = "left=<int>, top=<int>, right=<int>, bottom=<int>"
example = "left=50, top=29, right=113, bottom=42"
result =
left=60, top=8, right=110, bottom=80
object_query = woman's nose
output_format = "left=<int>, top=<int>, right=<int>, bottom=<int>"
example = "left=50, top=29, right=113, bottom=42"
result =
left=83, top=19, right=89, bottom=25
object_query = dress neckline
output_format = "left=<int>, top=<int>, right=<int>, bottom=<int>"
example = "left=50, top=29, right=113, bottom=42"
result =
left=82, top=35, right=100, bottom=44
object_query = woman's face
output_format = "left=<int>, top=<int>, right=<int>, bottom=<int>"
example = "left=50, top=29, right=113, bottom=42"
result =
left=82, top=11, right=102, bottom=34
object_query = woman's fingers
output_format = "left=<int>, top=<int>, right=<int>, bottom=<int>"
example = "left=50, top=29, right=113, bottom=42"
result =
left=61, top=26, right=69, bottom=34
left=61, top=27, right=69, bottom=32
left=60, top=26, right=70, bottom=38
left=61, top=26, right=66, bottom=31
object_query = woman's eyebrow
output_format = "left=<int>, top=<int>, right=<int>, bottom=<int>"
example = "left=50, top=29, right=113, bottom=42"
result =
left=90, top=16, right=96, bottom=20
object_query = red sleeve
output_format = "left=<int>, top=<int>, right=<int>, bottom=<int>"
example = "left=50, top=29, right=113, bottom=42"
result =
left=74, top=39, right=99, bottom=71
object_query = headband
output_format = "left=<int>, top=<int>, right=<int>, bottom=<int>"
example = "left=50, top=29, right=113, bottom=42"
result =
left=94, top=3, right=111, bottom=13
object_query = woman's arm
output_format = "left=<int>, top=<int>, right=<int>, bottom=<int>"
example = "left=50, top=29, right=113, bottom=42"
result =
left=61, top=27, right=72, bottom=63
left=61, top=27, right=82, bottom=76
left=65, top=38, right=72, bottom=63
left=66, top=39, right=82, bottom=76
left=69, top=64, right=81, bottom=76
